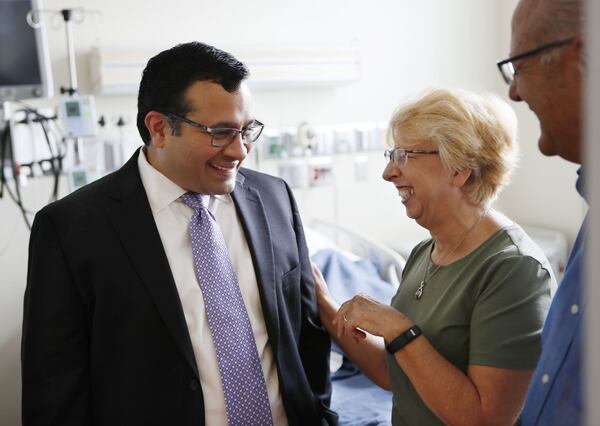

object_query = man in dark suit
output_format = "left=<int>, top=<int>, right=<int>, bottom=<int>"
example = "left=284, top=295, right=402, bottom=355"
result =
left=21, top=42, right=337, bottom=426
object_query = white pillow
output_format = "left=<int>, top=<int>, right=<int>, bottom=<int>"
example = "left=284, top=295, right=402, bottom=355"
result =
left=304, top=227, right=338, bottom=256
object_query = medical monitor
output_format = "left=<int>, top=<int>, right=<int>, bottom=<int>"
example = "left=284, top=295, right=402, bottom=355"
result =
left=0, top=0, right=53, bottom=102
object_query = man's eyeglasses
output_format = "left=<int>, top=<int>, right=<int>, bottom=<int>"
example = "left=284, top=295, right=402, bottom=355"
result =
left=165, top=113, right=265, bottom=148
left=384, top=148, right=439, bottom=166
left=496, top=38, right=574, bottom=85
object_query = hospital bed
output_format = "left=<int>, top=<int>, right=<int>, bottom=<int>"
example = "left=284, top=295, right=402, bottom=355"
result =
left=307, top=219, right=405, bottom=288
left=306, top=220, right=407, bottom=426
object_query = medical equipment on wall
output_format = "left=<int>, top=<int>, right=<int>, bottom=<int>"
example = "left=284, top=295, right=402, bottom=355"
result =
left=1, top=4, right=102, bottom=229
left=0, top=0, right=56, bottom=229
left=0, top=0, right=54, bottom=102
left=1, top=103, right=64, bottom=229
left=264, top=122, right=384, bottom=158
left=261, top=121, right=385, bottom=189
left=100, top=115, right=128, bottom=173
left=58, top=95, right=98, bottom=138
left=50, top=8, right=100, bottom=165
left=308, top=158, right=334, bottom=187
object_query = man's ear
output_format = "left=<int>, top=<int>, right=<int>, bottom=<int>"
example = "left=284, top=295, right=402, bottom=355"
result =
left=144, top=111, right=170, bottom=148
left=452, top=168, right=472, bottom=188
left=572, top=35, right=583, bottom=58
left=561, top=35, right=585, bottom=74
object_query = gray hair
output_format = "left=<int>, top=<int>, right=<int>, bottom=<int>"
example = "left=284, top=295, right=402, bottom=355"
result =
left=545, top=0, right=581, bottom=36
left=523, top=0, right=583, bottom=63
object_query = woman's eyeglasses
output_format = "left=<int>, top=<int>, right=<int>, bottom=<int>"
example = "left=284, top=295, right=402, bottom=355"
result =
left=384, top=148, right=439, bottom=166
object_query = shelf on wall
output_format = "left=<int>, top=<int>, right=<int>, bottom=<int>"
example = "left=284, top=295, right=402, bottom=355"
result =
left=88, top=41, right=361, bottom=95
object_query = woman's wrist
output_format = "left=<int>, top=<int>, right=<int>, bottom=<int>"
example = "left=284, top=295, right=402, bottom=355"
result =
left=383, top=312, right=413, bottom=343
left=317, top=294, right=339, bottom=326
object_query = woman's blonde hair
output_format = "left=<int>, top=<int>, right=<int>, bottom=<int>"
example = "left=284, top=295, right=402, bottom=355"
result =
left=388, top=89, right=519, bottom=206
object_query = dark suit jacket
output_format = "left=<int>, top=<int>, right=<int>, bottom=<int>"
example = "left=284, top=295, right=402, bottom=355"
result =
left=22, top=150, right=337, bottom=426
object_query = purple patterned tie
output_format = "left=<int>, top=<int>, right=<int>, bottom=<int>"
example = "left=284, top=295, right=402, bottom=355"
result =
left=181, top=192, right=273, bottom=426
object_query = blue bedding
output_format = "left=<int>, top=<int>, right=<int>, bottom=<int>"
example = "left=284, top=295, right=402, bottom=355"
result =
left=331, top=368, right=392, bottom=426
left=311, top=249, right=396, bottom=305
left=312, top=249, right=395, bottom=426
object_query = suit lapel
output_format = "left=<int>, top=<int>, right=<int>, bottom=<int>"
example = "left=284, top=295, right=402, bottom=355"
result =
left=105, top=151, right=199, bottom=379
left=231, top=177, right=280, bottom=350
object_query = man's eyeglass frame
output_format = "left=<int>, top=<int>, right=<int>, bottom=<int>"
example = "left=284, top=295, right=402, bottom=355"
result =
left=165, top=113, right=265, bottom=148
left=384, top=148, right=439, bottom=166
left=496, top=37, right=574, bottom=85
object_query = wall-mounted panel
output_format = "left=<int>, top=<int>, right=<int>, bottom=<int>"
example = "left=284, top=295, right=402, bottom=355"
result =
left=89, top=42, right=360, bottom=95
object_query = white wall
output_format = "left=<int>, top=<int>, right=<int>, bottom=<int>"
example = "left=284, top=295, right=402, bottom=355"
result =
left=0, top=1, right=586, bottom=424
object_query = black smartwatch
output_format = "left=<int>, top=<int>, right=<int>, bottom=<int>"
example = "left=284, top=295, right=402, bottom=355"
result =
left=385, top=324, right=422, bottom=354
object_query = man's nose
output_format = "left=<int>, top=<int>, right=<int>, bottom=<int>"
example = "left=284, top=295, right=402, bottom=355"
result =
left=222, top=133, right=248, bottom=160
left=509, top=81, right=522, bottom=102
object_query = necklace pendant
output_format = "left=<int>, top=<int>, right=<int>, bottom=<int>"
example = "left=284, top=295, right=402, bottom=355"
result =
left=415, top=281, right=425, bottom=300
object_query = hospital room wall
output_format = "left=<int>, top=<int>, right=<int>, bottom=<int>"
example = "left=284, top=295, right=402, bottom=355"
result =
left=30, top=0, right=586, bottom=246
left=0, top=1, right=586, bottom=424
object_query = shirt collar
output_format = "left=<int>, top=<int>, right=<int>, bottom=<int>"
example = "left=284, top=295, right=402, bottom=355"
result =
left=137, top=148, right=232, bottom=213
left=213, top=193, right=231, bottom=203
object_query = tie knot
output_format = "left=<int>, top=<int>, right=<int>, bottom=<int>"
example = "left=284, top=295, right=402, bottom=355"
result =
left=180, top=192, right=210, bottom=211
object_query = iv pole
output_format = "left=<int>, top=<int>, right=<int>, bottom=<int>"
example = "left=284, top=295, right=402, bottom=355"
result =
left=59, top=8, right=81, bottom=164
left=61, top=9, right=78, bottom=95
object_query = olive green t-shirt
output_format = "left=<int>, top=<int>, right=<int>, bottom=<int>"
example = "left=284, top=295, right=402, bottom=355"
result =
left=386, top=225, right=556, bottom=426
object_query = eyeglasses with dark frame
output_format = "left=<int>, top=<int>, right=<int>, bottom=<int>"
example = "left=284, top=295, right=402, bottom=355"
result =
left=384, top=148, right=439, bottom=166
left=165, top=113, right=265, bottom=148
left=496, top=37, right=574, bottom=85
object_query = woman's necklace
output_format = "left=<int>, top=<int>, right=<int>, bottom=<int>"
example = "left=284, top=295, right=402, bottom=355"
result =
left=414, top=209, right=488, bottom=300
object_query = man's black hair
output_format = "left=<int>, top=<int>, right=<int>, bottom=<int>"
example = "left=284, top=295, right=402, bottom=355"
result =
left=136, top=41, right=249, bottom=144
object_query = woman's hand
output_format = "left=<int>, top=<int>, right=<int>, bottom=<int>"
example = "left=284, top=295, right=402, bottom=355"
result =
left=334, top=294, right=411, bottom=343
left=310, top=262, right=340, bottom=327
left=311, top=263, right=394, bottom=390
left=310, top=262, right=332, bottom=304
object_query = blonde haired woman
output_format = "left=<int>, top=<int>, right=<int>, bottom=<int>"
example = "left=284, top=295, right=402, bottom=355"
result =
left=313, top=89, right=555, bottom=426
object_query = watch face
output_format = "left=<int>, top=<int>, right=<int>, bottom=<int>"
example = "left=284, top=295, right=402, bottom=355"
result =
left=405, top=328, right=418, bottom=338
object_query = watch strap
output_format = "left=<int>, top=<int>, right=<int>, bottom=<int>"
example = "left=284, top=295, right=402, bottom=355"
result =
left=385, top=324, right=422, bottom=354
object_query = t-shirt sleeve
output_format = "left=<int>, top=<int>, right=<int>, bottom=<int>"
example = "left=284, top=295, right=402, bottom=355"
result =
left=469, top=255, right=553, bottom=369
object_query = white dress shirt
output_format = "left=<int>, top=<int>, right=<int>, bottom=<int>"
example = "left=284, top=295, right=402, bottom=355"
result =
left=137, top=149, right=288, bottom=425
